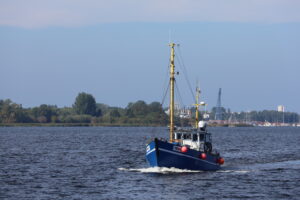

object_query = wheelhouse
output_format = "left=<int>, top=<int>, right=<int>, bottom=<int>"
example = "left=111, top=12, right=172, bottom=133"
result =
left=174, top=130, right=212, bottom=152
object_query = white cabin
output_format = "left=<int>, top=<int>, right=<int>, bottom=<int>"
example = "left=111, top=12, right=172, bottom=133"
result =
left=174, top=130, right=212, bottom=152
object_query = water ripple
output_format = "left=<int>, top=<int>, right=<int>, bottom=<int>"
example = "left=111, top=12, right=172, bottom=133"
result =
left=0, top=127, right=299, bottom=200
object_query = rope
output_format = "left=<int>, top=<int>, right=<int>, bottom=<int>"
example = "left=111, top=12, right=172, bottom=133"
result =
left=176, top=46, right=196, bottom=103
left=161, top=58, right=170, bottom=100
left=161, top=82, right=170, bottom=107
left=175, top=81, right=184, bottom=108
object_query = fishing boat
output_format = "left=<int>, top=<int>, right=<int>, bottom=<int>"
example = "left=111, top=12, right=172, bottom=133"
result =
left=145, top=43, right=224, bottom=171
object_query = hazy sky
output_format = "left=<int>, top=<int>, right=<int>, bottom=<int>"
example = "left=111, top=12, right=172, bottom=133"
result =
left=1, top=0, right=300, bottom=112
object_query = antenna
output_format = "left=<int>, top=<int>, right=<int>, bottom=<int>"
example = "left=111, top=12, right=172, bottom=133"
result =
left=196, top=79, right=200, bottom=93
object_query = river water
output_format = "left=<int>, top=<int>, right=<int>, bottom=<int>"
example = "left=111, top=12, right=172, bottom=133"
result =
left=0, top=127, right=299, bottom=199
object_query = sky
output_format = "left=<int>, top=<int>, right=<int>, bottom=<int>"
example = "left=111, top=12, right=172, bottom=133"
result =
left=0, top=0, right=300, bottom=113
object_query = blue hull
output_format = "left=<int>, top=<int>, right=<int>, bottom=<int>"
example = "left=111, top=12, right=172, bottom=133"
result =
left=146, top=138, right=221, bottom=171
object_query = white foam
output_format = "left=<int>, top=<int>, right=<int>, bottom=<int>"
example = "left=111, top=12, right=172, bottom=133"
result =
left=118, top=167, right=202, bottom=174
left=217, top=170, right=250, bottom=174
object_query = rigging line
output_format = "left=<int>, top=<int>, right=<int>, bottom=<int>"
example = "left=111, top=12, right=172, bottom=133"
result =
left=176, top=55, right=196, bottom=103
left=177, top=47, right=196, bottom=102
left=176, top=46, right=196, bottom=102
left=161, top=81, right=170, bottom=107
left=175, top=82, right=188, bottom=129
left=161, top=45, right=174, bottom=107
left=175, top=81, right=185, bottom=108
left=161, top=55, right=171, bottom=106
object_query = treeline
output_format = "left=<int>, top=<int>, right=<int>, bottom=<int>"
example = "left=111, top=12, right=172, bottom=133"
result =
left=1, top=93, right=299, bottom=126
left=0, top=92, right=169, bottom=126
left=210, top=107, right=299, bottom=123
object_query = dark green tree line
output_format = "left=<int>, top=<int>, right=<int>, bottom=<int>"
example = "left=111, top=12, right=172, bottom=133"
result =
left=1, top=93, right=299, bottom=125
left=0, top=93, right=169, bottom=125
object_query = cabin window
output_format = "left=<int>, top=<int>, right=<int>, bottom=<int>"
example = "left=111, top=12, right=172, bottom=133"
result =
left=192, top=134, right=197, bottom=141
left=176, top=133, right=182, bottom=139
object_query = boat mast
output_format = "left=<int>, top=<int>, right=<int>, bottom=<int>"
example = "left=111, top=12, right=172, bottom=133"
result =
left=169, top=43, right=176, bottom=142
left=194, top=86, right=200, bottom=128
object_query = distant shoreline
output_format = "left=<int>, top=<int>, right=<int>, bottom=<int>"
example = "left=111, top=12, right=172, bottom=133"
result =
left=2, top=123, right=298, bottom=128
left=0, top=123, right=165, bottom=127
left=0, top=123, right=254, bottom=128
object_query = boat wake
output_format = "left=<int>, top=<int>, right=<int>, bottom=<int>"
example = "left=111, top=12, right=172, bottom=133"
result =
left=119, top=160, right=300, bottom=174
left=217, top=170, right=250, bottom=174
left=118, top=167, right=202, bottom=174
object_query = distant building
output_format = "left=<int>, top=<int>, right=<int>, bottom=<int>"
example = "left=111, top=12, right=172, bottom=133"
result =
left=165, top=104, right=192, bottom=119
left=203, top=113, right=210, bottom=119
left=179, top=107, right=192, bottom=119
left=278, top=105, right=285, bottom=112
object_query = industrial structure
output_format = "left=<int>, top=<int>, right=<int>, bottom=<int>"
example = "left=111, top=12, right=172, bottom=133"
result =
left=215, top=88, right=223, bottom=120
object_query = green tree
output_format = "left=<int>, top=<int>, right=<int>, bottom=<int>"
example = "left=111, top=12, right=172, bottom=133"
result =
left=0, top=99, right=31, bottom=123
left=96, top=103, right=109, bottom=116
left=73, top=92, right=97, bottom=116
left=31, top=104, right=58, bottom=123
left=125, top=100, right=148, bottom=117
left=63, top=114, right=92, bottom=123
left=110, top=109, right=121, bottom=118
left=148, top=102, right=162, bottom=113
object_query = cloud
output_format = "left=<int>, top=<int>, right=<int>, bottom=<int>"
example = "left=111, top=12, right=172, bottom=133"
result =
left=1, top=0, right=300, bottom=28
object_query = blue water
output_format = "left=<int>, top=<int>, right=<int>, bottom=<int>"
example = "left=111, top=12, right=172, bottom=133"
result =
left=0, top=127, right=299, bottom=199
